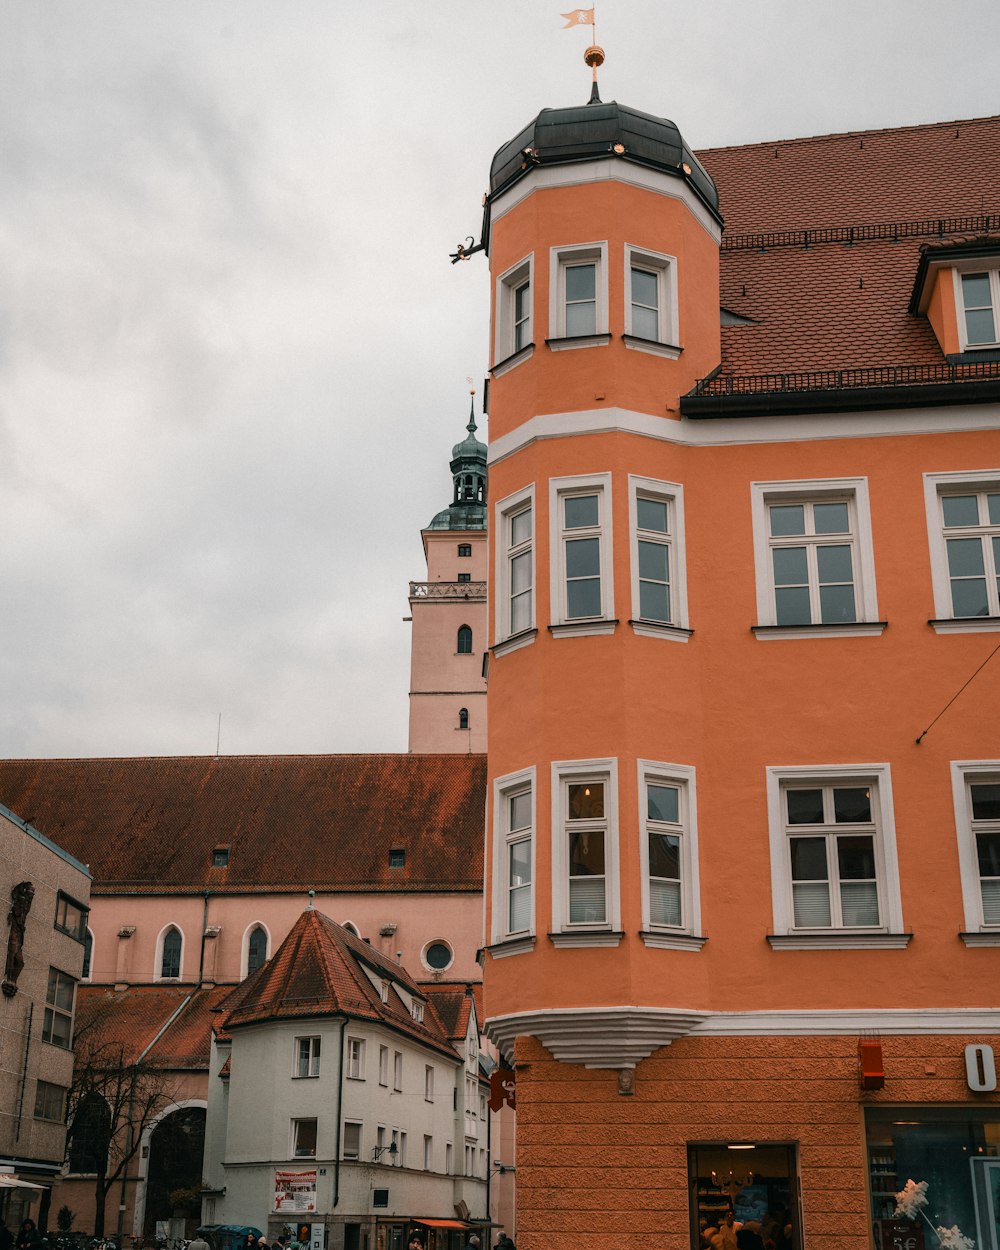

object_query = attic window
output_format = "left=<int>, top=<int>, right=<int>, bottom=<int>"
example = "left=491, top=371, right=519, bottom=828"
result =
left=961, top=272, right=1000, bottom=348
left=379, top=980, right=390, bottom=1003
left=410, top=1002, right=425, bottom=1023
left=389, top=849, right=406, bottom=869
left=212, top=846, right=230, bottom=868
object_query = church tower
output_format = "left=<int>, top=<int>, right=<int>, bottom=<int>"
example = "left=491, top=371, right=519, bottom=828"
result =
left=407, top=401, right=488, bottom=752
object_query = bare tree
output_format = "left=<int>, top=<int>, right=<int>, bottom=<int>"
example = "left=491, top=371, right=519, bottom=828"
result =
left=66, top=1011, right=178, bottom=1236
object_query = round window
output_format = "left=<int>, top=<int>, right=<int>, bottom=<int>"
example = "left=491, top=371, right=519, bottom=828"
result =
left=424, top=941, right=453, bottom=971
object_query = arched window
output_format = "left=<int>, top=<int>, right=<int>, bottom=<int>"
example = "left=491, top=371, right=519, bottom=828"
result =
left=457, top=625, right=473, bottom=654
left=458, top=708, right=469, bottom=730
left=160, top=927, right=182, bottom=979
left=246, top=925, right=268, bottom=976
left=82, top=928, right=93, bottom=980
left=68, top=1092, right=111, bottom=1175
left=342, top=921, right=361, bottom=938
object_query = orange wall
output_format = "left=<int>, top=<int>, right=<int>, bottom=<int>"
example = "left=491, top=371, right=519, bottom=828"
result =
left=512, top=1032, right=1000, bottom=1250
left=925, top=268, right=961, bottom=355
left=484, top=422, right=1000, bottom=1019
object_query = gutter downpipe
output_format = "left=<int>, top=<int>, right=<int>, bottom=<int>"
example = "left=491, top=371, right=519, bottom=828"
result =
left=198, top=889, right=210, bottom=985
left=333, top=1016, right=347, bottom=1209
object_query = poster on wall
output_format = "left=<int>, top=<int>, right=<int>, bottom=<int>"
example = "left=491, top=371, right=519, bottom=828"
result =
left=274, top=1170, right=317, bottom=1213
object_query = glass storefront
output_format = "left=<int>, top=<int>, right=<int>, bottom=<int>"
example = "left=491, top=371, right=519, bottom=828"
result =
left=866, top=1107, right=1000, bottom=1250
left=689, top=1143, right=801, bottom=1249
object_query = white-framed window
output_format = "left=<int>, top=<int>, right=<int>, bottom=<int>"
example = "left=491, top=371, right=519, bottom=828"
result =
left=490, top=767, right=535, bottom=949
left=494, top=255, right=534, bottom=368
left=551, top=758, right=621, bottom=943
left=494, top=484, right=535, bottom=650
left=465, top=1143, right=476, bottom=1176
left=924, top=471, right=1000, bottom=629
left=952, top=762, right=1000, bottom=942
left=294, top=1036, right=321, bottom=1079
left=628, top=476, right=689, bottom=638
left=378, top=1045, right=389, bottom=1086
left=378, top=979, right=389, bottom=1003
left=243, top=923, right=270, bottom=978
left=424, top=1064, right=434, bottom=1102
left=423, top=1134, right=433, bottom=1171
left=391, top=1128, right=403, bottom=1166
left=343, top=1121, right=362, bottom=1160
left=956, top=268, right=1000, bottom=349
left=548, top=242, right=609, bottom=345
left=54, top=892, right=88, bottom=941
left=637, top=760, right=703, bottom=948
left=393, top=1051, right=403, bottom=1092
left=479, top=1093, right=487, bottom=1120
left=623, top=245, right=679, bottom=356
left=346, top=1037, right=365, bottom=1080
left=155, top=924, right=184, bottom=980
left=291, top=1118, right=317, bottom=1159
left=410, top=1001, right=424, bottom=1023
left=750, top=478, right=881, bottom=637
left=765, top=765, right=906, bottom=948
left=549, top=474, right=614, bottom=633
left=446, top=1142, right=454, bottom=1174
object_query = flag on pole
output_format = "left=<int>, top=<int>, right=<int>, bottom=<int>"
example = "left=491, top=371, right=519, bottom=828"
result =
left=561, top=8, right=595, bottom=27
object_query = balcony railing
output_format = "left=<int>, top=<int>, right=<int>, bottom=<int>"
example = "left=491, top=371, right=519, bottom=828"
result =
left=690, top=358, right=1000, bottom=397
left=721, top=212, right=1000, bottom=252
left=409, top=581, right=487, bottom=600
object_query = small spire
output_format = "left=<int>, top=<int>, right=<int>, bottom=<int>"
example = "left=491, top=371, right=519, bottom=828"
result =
left=466, top=376, right=477, bottom=435
left=589, top=79, right=601, bottom=104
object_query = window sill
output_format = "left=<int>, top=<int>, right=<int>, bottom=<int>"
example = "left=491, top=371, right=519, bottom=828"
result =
left=766, top=931, right=912, bottom=950
left=486, top=936, right=536, bottom=959
left=545, top=333, right=612, bottom=352
left=491, top=343, right=535, bottom=377
left=622, top=334, right=682, bottom=360
left=491, top=628, right=538, bottom=657
left=639, top=930, right=707, bottom=951
left=629, top=619, right=693, bottom=643
left=752, top=621, right=888, bottom=640
left=548, top=930, right=624, bottom=948
left=959, top=930, right=1000, bottom=947
left=549, top=619, right=619, bottom=639
left=929, top=616, right=1000, bottom=634
left=291, top=1075, right=319, bottom=1081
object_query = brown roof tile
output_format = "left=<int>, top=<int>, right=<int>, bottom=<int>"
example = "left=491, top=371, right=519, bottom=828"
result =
left=75, top=984, right=230, bottom=1070
left=696, top=114, right=1000, bottom=379
left=0, top=755, right=486, bottom=894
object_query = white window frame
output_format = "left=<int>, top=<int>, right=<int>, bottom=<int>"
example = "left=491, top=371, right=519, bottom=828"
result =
left=393, top=1050, right=403, bottom=1092
left=424, top=1064, right=434, bottom=1102
left=241, top=921, right=271, bottom=979
left=346, top=1036, right=365, bottom=1080
left=953, top=266, right=1000, bottom=351
left=623, top=244, right=680, bottom=357
left=494, top=484, right=536, bottom=653
left=154, top=923, right=184, bottom=981
left=551, top=757, right=622, bottom=945
left=628, top=475, right=690, bottom=640
left=293, top=1036, right=321, bottom=1079
left=750, top=477, right=881, bottom=638
left=343, top=1120, right=362, bottom=1160
left=41, top=968, right=76, bottom=1048
left=494, top=254, right=534, bottom=373
left=423, top=1134, right=433, bottom=1171
left=765, top=764, right=906, bottom=948
left=82, top=927, right=94, bottom=982
left=637, top=760, right=703, bottom=949
left=952, top=761, right=1000, bottom=944
left=490, top=766, right=536, bottom=953
left=446, top=1142, right=454, bottom=1174
left=924, top=470, right=1000, bottom=632
left=378, top=1044, right=389, bottom=1087
left=549, top=473, right=615, bottom=636
left=548, top=242, right=609, bottom=347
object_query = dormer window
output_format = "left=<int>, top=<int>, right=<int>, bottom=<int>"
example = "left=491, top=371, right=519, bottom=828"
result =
left=960, top=272, right=1000, bottom=347
left=212, top=846, right=230, bottom=868
left=389, top=848, right=405, bottom=869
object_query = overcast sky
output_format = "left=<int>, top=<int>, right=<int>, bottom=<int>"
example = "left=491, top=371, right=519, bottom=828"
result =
left=2, top=0, right=999, bottom=760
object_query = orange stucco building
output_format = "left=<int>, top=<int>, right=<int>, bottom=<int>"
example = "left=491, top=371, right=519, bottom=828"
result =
left=479, top=89, right=1000, bottom=1250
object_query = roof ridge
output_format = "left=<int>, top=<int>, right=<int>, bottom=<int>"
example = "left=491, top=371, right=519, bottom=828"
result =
left=697, top=112, right=1000, bottom=157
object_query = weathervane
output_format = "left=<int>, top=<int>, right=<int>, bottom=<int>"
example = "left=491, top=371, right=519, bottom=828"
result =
left=562, top=7, right=605, bottom=98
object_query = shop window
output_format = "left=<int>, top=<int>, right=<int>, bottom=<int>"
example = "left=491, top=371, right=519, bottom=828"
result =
left=689, top=1143, right=802, bottom=1249
left=765, top=765, right=907, bottom=948
left=750, top=478, right=882, bottom=638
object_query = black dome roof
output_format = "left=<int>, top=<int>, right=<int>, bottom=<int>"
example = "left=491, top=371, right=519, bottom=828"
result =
left=489, top=98, right=720, bottom=221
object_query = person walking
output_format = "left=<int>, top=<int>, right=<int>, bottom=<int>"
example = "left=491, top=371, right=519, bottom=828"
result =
left=15, top=1222, right=42, bottom=1250
left=188, top=1233, right=210, bottom=1250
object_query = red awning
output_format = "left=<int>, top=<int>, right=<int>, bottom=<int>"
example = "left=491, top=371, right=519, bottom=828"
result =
left=413, top=1220, right=471, bottom=1230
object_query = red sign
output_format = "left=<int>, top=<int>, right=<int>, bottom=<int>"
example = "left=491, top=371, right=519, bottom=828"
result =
left=879, top=1219, right=924, bottom=1250
left=489, top=1067, right=515, bottom=1111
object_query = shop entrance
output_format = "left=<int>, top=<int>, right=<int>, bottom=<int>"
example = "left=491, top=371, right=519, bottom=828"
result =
left=688, top=1142, right=802, bottom=1249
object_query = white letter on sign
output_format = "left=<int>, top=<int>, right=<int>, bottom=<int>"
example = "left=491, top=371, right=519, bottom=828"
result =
left=965, top=1044, right=997, bottom=1091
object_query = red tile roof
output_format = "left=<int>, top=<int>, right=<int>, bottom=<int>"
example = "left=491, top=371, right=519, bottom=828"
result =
left=695, top=114, right=1000, bottom=380
left=218, top=910, right=462, bottom=1061
left=0, top=755, right=486, bottom=894
left=75, top=984, right=231, bottom=1070
left=421, top=983, right=479, bottom=1042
